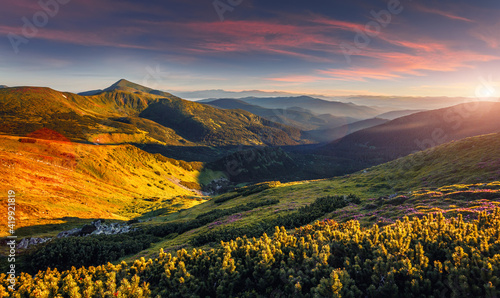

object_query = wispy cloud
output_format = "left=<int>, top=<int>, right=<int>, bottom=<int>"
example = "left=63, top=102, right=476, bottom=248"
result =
left=414, top=4, right=475, bottom=23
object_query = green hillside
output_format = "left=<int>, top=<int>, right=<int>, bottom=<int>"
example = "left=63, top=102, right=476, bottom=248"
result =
left=0, top=135, right=207, bottom=237
left=0, top=81, right=312, bottom=149
left=12, top=132, right=500, bottom=276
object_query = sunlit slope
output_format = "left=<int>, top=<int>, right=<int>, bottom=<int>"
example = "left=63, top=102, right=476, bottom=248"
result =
left=0, top=86, right=191, bottom=146
left=134, top=132, right=500, bottom=255
left=0, top=135, right=206, bottom=236
left=0, top=80, right=312, bottom=147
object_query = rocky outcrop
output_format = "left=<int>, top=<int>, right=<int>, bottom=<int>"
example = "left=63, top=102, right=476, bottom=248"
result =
left=17, top=237, right=52, bottom=249
left=203, top=177, right=231, bottom=195
left=89, top=220, right=133, bottom=235
left=18, top=219, right=134, bottom=249
left=56, top=227, right=81, bottom=238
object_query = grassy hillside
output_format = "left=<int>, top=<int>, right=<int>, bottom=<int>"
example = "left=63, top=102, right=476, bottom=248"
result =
left=2, top=132, right=500, bottom=297
left=139, top=96, right=309, bottom=146
left=0, top=135, right=207, bottom=237
left=18, top=132, right=498, bottom=268
left=126, top=132, right=500, bottom=254
left=0, top=86, right=190, bottom=145
left=0, top=81, right=313, bottom=155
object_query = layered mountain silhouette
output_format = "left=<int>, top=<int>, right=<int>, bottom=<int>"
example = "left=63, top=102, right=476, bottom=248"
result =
left=200, top=96, right=380, bottom=119
left=376, top=109, right=424, bottom=120
left=316, top=101, right=500, bottom=171
left=240, top=96, right=380, bottom=119
left=305, top=117, right=389, bottom=143
left=203, top=98, right=357, bottom=132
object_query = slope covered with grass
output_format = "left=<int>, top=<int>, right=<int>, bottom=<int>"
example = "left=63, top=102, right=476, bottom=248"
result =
left=0, top=135, right=206, bottom=237
left=2, top=130, right=500, bottom=298
left=120, top=132, right=500, bottom=258
left=0, top=80, right=312, bottom=148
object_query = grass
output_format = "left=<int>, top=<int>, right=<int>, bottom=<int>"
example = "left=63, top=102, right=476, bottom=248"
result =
left=115, top=133, right=500, bottom=261
left=0, top=135, right=207, bottom=237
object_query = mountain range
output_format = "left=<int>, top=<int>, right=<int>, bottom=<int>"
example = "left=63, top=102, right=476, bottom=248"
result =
left=316, top=101, right=500, bottom=171
left=203, top=98, right=358, bottom=132
left=2, top=79, right=500, bottom=297
left=201, top=96, right=382, bottom=119
left=0, top=80, right=312, bottom=150
left=168, top=89, right=319, bottom=100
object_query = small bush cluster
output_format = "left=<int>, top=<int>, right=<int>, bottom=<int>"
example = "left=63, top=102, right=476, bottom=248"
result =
left=192, top=194, right=360, bottom=245
left=213, top=181, right=281, bottom=204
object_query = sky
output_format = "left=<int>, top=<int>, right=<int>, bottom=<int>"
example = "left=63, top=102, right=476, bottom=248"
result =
left=1, top=0, right=499, bottom=98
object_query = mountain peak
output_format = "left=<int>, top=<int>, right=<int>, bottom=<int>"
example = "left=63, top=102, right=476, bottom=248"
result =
left=98, top=79, right=178, bottom=98
left=105, top=79, right=152, bottom=92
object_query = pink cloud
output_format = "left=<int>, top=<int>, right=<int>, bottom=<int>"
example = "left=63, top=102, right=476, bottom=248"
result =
left=181, top=20, right=340, bottom=51
left=321, top=48, right=498, bottom=82
left=308, top=16, right=380, bottom=35
left=414, top=5, right=475, bottom=22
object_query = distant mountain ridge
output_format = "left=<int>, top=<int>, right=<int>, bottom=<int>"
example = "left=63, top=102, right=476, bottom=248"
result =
left=170, top=89, right=328, bottom=100
left=317, top=101, right=500, bottom=171
left=306, top=117, right=389, bottom=143
left=204, top=98, right=357, bottom=132
left=376, top=109, right=424, bottom=120
left=212, top=96, right=382, bottom=119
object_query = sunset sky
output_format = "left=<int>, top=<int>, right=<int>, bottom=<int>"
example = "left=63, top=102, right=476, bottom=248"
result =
left=1, top=0, right=499, bottom=97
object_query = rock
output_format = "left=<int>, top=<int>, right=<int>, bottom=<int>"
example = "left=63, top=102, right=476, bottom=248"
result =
left=79, top=223, right=97, bottom=235
left=57, top=227, right=81, bottom=238
left=17, top=237, right=52, bottom=249
left=88, top=220, right=132, bottom=236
